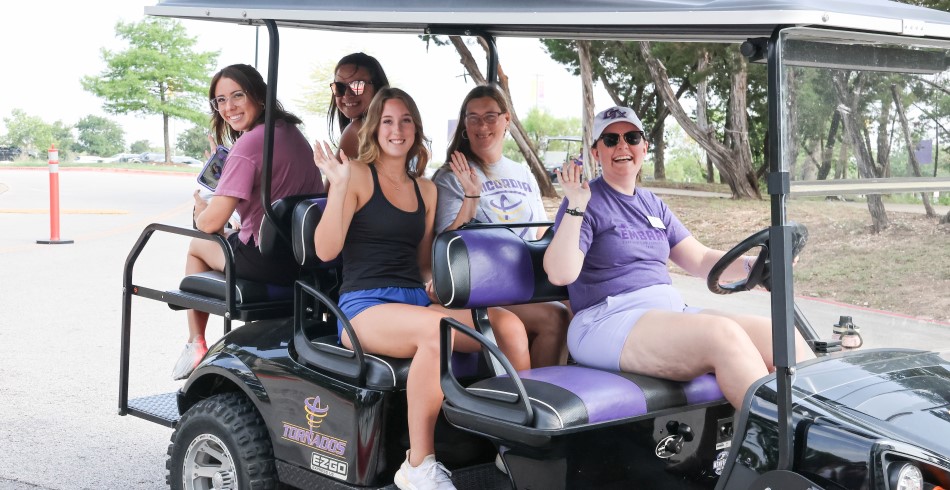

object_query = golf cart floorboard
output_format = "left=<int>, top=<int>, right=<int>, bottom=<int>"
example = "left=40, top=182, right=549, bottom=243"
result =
left=126, top=392, right=180, bottom=428
left=277, top=461, right=511, bottom=489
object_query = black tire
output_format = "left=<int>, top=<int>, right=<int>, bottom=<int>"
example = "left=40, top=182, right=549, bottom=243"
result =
left=167, top=392, right=278, bottom=490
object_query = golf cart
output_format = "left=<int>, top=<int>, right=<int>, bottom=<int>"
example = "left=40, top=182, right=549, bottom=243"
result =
left=119, top=1, right=950, bottom=489
left=539, top=136, right=582, bottom=181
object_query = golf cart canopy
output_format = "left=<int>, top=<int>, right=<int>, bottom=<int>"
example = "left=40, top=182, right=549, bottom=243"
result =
left=147, top=0, right=950, bottom=41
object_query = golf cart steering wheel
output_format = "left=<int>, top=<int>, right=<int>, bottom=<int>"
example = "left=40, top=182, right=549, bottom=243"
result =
left=706, top=223, right=808, bottom=295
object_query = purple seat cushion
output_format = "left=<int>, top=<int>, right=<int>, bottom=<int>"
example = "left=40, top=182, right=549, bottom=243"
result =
left=467, top=366, right=724, bottom=430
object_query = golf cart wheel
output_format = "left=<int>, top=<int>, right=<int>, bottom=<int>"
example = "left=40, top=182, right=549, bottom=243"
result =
left=166, top=392, right=278, bottom=490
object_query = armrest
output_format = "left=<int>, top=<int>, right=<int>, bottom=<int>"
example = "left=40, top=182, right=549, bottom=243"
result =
left=294, top=281, right=366, bottom=386
left=439, top=317, right=534, bottom=426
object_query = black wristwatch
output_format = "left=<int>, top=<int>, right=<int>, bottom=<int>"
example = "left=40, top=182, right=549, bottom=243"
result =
left=565, top=207, right=585, bottom=217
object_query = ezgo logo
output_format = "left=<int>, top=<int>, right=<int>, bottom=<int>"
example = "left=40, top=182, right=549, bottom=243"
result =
left=282, top=396, right=347, bottom=455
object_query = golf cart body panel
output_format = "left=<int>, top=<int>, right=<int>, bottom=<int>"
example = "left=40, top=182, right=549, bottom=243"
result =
left=119, top=0, right=950, bottom=488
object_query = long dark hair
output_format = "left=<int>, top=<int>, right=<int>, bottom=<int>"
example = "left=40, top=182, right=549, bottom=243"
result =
left=327, top=53, right=390, bottom=144
left=444, top=84, right=512, bottom=172
left=208, top=63, right=302, bottom=146
left=357, top=88, right=430, bottom=178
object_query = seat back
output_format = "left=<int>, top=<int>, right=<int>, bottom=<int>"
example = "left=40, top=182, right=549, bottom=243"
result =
left=290, top=196, right=341, bottom=270
left=259, top=193, right=327, bottom=260
left=432, top=225, right=566, bottom=309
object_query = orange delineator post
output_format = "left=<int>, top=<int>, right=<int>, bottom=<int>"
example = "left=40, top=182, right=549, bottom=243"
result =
left=37, top=144, right=73, bottom=245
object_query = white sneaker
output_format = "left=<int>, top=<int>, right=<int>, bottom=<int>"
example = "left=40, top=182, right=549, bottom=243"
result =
left=171, top=341, right=208, bottom=380
left=394, top=451, right=456, bottom=490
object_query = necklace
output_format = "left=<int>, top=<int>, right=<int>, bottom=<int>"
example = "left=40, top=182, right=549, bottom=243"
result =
left=377, top=165, right=408, bottom=190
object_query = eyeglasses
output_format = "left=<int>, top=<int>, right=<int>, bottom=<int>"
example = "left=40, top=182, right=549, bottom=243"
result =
left=464, top=111, right=504, bottom=127
left=210, top=91, right=248, bottom=112
left=330, top=80, right=373, bottom=97
left=598, top=131, right=644, bottom=148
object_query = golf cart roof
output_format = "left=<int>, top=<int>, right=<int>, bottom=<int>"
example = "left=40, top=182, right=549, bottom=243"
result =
left=147, top=0, right=950, bottom=41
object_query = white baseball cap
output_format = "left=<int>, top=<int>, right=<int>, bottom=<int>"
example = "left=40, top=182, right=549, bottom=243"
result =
left=592, top=106, right=644, bottom=141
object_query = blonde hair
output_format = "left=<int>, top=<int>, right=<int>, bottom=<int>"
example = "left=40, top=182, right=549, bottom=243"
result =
left=356, top=87, right=430, bottom=178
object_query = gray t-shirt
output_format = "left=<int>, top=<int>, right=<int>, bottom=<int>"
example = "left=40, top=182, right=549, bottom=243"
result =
left=551, top=177, right=692, bottom=313
left=433, top=156, right=548, bottom=238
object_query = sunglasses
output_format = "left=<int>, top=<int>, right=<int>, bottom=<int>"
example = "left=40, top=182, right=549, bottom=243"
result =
left=598, top=131, right=644, bottom=148
left=330, top=80, right=373, bottom=97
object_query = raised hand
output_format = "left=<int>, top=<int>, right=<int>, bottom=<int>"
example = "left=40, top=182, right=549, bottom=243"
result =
left=555, top=161, right=590, bottom=209
left=314, top=140, right=350, bottom=187
left=449, top=151, right=481, bottom=197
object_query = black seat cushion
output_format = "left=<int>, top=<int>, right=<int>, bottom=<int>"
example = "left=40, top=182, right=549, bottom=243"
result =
left=305, top=335, right=482, bottom=391
left=179, top=271, right=293, bottom=304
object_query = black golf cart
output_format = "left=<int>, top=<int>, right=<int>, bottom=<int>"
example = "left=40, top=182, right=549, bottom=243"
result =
left=120, top=1, right=950, bottom=488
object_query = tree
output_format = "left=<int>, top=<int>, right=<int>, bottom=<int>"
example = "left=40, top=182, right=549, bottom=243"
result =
left=130, top=140, right=151, bottom=154
left=297, top=59, right=337, bottom=118
left=82, top=18, right=218, bottom=163
left=2, top=109, right=76, bottom=160
left=177, top=125, right=212, bottom=159
left=502, top=108, right=582, bottom=162
left=75, top=115, right=125, bottom=156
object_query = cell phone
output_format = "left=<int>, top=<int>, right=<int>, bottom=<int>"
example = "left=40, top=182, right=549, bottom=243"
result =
left=197, top=145, right=229, bottom=191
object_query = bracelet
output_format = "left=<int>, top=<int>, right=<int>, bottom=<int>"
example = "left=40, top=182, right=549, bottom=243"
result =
left=464, top=194, right=481, bottom=199
left=564, top=207, right=585, bottom=217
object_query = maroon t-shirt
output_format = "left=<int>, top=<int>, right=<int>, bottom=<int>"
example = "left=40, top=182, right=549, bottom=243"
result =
left=215, top=120, right=324, bottom=245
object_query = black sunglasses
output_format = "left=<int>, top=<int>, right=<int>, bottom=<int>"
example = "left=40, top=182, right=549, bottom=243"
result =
left=330, top=80, right=373, bottom=97
left=598, top=131, right=644, bottom=148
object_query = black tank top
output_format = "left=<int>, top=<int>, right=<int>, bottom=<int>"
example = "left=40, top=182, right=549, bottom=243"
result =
left=340, top=164, right=426, bottom=294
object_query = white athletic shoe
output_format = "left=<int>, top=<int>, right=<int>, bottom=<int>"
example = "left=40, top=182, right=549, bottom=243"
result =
left=394, top=451, right=456, bottom=490
left=171, top=341, right=208, bottom=380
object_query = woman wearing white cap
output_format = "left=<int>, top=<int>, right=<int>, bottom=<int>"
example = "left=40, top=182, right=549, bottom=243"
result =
left=542, top=106, right=811, bottom=409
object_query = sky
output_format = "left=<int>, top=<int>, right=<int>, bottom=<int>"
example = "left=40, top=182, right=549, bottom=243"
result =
left=0, top=1, right=609, bottom=161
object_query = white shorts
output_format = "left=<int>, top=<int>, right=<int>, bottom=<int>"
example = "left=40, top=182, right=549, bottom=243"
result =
left=568, top=284, right=703, bottom=371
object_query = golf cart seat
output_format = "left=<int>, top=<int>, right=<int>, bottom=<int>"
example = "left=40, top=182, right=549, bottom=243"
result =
left=168, top=193, right=323, bottom=322
left=432, top=225, right=727, bottom=448
left=289, top=197, right=481, bottom=391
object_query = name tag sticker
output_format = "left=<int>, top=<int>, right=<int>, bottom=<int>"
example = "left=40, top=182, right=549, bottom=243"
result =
left=648, top=216, right=666, bottom=229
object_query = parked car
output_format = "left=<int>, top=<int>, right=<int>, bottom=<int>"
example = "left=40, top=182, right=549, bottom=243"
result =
left=0, top=146, right=22, bottom=162
left=171, top=155, right=202, bottom=166
left=104, top=153, right=144, bottom=164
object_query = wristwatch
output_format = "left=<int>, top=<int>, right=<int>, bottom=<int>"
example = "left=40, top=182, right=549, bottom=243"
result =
left=565, top=207, right=585, bottom=217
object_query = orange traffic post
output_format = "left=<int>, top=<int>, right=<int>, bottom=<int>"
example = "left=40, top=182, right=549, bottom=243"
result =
left=36, top=144, right=73, bottom=245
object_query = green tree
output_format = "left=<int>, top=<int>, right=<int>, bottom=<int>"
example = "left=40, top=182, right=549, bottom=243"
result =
left=81, top=18, right=218, bottom=163
left=2, top=109, right=76, bottom=160
left=130, top=139, right=151, bottom=154
left=297, top=59, right=338, bottom=118
left=177, top=125, right=212, bottom=159
left=75, top=115, right=125, bottom=156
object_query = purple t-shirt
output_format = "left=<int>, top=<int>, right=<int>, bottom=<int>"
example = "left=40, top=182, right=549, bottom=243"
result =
left=215, top=120, right=324, bottom=245
left=552, top=177, right=691, bottom=313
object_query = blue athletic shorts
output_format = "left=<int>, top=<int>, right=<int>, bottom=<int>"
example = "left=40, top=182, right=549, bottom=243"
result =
left=568, top=284, right=703, bottom=371
left=336, top=286, right=431, bottom=338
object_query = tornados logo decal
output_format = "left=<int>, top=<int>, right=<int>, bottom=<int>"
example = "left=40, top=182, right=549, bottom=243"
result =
left=281, top=396, right=348, bottom=456
left=305, top=395, right=329, bottom=430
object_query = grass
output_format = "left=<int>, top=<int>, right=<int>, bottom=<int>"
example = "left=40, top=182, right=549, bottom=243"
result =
left=2, top=160, right=199, bottom=173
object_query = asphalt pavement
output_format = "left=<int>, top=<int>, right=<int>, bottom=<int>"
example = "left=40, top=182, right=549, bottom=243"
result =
left=0, top=167, right=948, bottom=489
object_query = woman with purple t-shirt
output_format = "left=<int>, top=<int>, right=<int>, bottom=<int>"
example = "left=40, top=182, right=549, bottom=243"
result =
left=543, top=105, right=811, bottom=408
left=172, top=64, right=324, bottom=380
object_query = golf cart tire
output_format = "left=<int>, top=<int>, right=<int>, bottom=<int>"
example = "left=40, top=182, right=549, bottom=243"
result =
left=166, top=392, right=278, bottom=490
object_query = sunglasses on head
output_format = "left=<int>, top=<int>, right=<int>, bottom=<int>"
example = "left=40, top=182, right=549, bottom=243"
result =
left=330, top=80, right=373, bottom=97
left=598, top=131, right=644, bottom=148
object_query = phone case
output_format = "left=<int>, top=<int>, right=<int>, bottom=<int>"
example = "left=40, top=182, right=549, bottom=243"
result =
left=197, top=145, right=229, bottom=191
